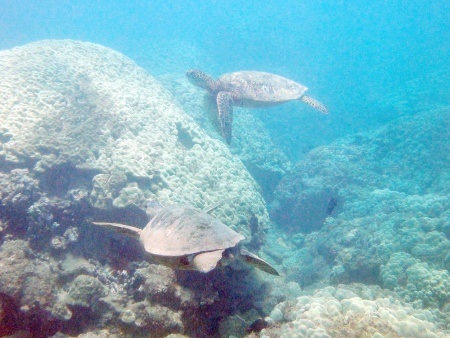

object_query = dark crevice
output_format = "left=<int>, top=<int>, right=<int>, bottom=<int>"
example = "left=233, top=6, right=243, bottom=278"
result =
left=0, top=155, right=39, bottom=172
left=126, top=172, right=169, bottom=192
left=37, top=163, right=98, bottom=198
left=176, top=122, right=194, bottom=150
left=0, top=293, right=62, bottom=338
left=243, top=161, right=284, bottom=203
left=125, top=173, right=152, bottom=190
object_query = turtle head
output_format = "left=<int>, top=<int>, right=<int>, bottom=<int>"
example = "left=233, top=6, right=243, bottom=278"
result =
left=186, top=69, right=218, bottom=93
left=146, top=200, right=164, bottom=219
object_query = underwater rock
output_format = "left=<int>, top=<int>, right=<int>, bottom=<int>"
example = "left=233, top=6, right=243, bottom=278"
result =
left=50, top=236, right=67, bottom=251
left=26, top=194, right=85, bottom=250
left=218, top=309, right=260, bottom=338
left=381, top=252, right=450, bottom=309
left=314, top=190, right=450, bottom=306
left=270, top=184, right=339, bottom=233
left=264, top=109, right=450, bottom=310
left=0, top=239, right=72, bottom=323
left=0, top=169, right=41, bottom=213
left=58, top=254, right=97, bottom=281
left=50, top=228, right=78, bottom=252
left=246, top=318, right=269, bottom=333
left=258, top=284, right=447, bottom=338
left=66, top=275, right=108, bottom=308
left=134, top=265, right=193, bottom=307
left=230, top=110, right=292, bottom=202
left=75, top=330, right=120, bottom=338
left=111, top=182, right=146, bottom=209
left=124, top=302, right=184, bottom=335
left=0, top=240, right=33, bottom=301
left=89, top=172, right=127, bottom=209
left=0, top=40, right=292, bottom=338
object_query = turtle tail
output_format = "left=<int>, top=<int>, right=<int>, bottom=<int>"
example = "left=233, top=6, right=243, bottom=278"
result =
left=186, top=69, right=218, bottom=93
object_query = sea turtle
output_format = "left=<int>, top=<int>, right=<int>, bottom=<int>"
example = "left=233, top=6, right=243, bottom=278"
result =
left=186, top=69, right=329, bottom=144
left=92, top=203, right=279, bottom=276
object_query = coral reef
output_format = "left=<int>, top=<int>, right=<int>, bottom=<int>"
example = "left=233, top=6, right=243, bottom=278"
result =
left=0, top=233, right=288, bottom=337
left=0, top=40, right=284, bottom=337
left=230, top=111, right=292, bottom=202
left=254, top=284, right=447, bottom=338
left=0, top=39, right=269, bottom=237
left=265, top=109, right=450, bottom=321
left=272, top=108, right=449, bottom=232
left=381, top=252, right=450, bottom=309
left=1, top=38, right=448, bottom=338
left=0, top=239, right=68, bottom=336
left=0, top=169, right=41, bottom=212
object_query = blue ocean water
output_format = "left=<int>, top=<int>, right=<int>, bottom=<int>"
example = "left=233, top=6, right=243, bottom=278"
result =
left=0, top=1, right=449, bottom=337
left=1, top=0, right=448, bottom=142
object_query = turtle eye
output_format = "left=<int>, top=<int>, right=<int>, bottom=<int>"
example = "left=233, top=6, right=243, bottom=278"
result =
left=223, top=250, right=234, bottom=260
left=180, top=256, right=190, bottom=266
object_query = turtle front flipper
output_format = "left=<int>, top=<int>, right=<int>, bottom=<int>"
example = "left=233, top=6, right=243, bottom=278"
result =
left=239, top=249, right=280, bottom=276
left=217, top=91, right=234, bottom=144
left=91, top=221, right=142, bottom=239
left=186, top=69, right=218, bottom=93
left=301, top=95, right=329, bottom=114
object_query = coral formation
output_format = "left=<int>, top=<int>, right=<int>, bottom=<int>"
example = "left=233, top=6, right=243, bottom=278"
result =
left=255, top=284, right=447, bottom=338
left=0, top=40, right=283, bottom=337
left=381, top=252, right=450, bottom=309
left=0, top=239, right=71, bottom=333
left=0, top=39, right=269, bottom=236
left=0, top=234, right=287, bottom=337
left=273, top=109, right=449, bottom=232
left=266, top=109, right=450, bottom=324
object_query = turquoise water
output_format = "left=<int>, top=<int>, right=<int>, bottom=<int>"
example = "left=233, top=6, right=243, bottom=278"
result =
left=2, top=1, right=448, bottom=138
left=0, top=1, right=449, bottom=337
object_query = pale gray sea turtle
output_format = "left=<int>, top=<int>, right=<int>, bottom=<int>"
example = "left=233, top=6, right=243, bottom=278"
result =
left=186, top=69, right=329, bottom=144
left=92, top=204, right=279, bottom=275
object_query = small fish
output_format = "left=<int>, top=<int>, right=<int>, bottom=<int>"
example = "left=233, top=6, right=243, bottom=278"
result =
left=245, top=318, right=268, bottom=333
left=326, top=197, right=338, bottom=215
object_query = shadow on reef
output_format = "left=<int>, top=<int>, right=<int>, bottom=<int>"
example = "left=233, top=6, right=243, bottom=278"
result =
left=269, top=186, right=342, bottom=234
left=0, top=293, right=61, bottom=338
left=176, top=268, right=268, bottom=337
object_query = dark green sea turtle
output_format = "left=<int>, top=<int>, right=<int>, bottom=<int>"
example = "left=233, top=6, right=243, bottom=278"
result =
left=186, top=69, right=329, bottom=143
left=92, top=203, right=279, bottom=275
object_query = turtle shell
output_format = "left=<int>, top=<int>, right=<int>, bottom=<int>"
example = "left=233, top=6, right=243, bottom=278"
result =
left=140, top=206, right=244, bottom=256
left=218, top=71, right=308, bottom=104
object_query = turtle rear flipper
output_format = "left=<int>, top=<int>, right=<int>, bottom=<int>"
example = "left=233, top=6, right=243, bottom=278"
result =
left=217, top=91, right=234, bottom=144
left=239, top=249, right=280, bottom=276
left=91, top=221, right=142, bottom=239
left=301, top=95, right=329, bottom=114
left=192, top=249, right=225, bottom=273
